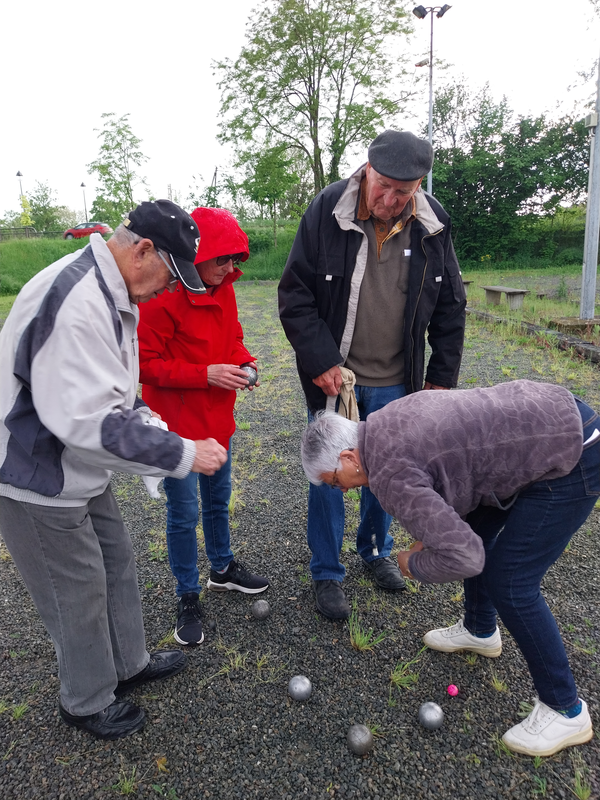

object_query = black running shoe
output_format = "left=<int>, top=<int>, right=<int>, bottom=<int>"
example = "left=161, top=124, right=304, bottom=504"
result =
left=207, top=559, right=269, bottom=594
left=174, top=592, right=204, bottom=645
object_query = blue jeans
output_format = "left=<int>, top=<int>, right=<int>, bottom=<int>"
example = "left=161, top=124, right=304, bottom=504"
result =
left=307, top=384, right=407, bottom=581
left=462, top=399, right=600, bottom=710
left=163, top=441, right=233, bottom=596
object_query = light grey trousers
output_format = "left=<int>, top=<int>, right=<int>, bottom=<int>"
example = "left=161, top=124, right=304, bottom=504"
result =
left=0, top=486, right=149, bottom=715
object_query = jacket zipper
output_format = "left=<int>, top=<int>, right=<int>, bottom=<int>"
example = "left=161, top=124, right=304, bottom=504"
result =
left=410, top=230, right=443, bottom=391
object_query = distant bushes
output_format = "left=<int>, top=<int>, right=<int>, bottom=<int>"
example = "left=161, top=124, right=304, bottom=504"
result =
left=0, top=223, right=300, bottom=295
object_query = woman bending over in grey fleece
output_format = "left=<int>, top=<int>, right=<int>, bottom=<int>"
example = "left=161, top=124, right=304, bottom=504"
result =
left=301, top=379, right=600, bottom=757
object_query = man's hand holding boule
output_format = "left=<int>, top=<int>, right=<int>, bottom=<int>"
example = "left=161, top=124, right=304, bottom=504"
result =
left=192, top=439, right=228, bottom=475
left=397, top=540, right=424, bottom=578
left=313, top=365, right=343, bottom=396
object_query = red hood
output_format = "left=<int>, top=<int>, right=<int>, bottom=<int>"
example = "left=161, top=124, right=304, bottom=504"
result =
left=191, top=207, right=249, bottom=264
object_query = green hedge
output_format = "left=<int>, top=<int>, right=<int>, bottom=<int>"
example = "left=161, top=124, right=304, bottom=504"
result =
left=0, top=224, right=300, bottom=295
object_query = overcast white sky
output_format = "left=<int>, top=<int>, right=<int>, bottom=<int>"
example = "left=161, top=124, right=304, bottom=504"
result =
left=1, top=0, right=598, bottom=219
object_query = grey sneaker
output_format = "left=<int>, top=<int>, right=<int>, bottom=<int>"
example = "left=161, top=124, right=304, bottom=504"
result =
left=363, top=556, right=406, bottom=590
left=423, top=618, right=502, bottom=657
left=312, top=580, right=351, bottom=620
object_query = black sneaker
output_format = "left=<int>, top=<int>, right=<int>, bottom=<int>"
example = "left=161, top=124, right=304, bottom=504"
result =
left=207, top=559, right=269, bottom=594
left=174, top=592, right=204, bottom=645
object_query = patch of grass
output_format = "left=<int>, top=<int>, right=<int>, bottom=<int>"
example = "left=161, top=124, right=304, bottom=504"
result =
left=238, top=421, right=251, bottom=431
left=228, top=489, right=245, bottom=516
left=489, top=670, right=508, bottom=692
left=532, top=775, right=547, bottom=796
left=148, top=529, right=168, bottom=562
left=12, top=702, right=28, bottom=721
left=389, top=648, right=425, bottom=691
left=111, top=766, right=138, bottom=795
left=348, top=604, right=387, bottom=652
left=490, top=731, right=514, bottom=758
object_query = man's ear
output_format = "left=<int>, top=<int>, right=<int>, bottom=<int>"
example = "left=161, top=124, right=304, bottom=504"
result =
left=134, top=237, right=155, bottom=265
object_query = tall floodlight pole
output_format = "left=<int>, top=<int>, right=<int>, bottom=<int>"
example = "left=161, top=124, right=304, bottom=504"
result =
left=81, top=183, right=88, bottom=223
left=580, top=54, right=600, bottom=321
left=413, top=5, right=451, bottom=195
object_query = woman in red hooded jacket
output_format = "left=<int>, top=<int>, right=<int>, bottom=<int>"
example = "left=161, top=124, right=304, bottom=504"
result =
left=138, top=207, right=269, bottom=646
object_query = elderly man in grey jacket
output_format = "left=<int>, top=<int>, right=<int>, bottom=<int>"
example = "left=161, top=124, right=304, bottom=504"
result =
left=0, top=200, right=227, bottom=740
left=301, top=380, right=599, bottom=757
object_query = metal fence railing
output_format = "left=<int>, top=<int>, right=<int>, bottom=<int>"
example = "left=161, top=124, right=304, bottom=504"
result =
left=0, top=228, right=64, bottom=242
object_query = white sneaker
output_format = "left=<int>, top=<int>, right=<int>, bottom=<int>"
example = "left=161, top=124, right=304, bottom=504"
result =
left=423, top=618, right=502, bottom=657
left=502, top=700, right=593, bottom=756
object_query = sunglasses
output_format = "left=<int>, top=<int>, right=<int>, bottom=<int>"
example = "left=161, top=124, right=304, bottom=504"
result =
left=216, top=254, right=244, bottom=266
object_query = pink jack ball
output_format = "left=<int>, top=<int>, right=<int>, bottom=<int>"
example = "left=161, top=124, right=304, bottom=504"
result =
left=447, top=684, right=459, bottom=696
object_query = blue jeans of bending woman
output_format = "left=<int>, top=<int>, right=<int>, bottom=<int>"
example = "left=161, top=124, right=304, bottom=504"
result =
left=307, top=384, right=407, bottom=582
left=463, top=399, right=600, bottom=710
left=163, top=440, right=233, bottom=596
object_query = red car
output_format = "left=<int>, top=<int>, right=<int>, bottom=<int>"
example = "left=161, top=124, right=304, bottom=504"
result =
left=63, top=222, right=113, bottom=239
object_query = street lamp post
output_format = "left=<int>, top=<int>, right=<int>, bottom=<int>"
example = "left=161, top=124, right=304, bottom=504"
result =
left=412, top=5, right=452, bottom=194
left=81, top=182, right=88, bottom=223
left=16, top=171, right=24, bottom=198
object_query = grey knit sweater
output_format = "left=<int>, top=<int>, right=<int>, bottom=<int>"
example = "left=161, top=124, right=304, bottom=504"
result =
left=358, top=380, right=583, bottom=584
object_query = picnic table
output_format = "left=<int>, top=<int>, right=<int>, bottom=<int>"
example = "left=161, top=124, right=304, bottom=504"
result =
left=480, top=285, right=530, bottom=311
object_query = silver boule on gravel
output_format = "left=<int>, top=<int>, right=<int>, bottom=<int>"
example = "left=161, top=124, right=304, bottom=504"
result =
left=347, top=724, right=374, bottom=755
left=418, top=701, right=444, bottom=730
left=288, top=675, right=312, bottom=701
left=241, top=365, right=258, bottom=386
left=251, top=599, right=270, bottom=619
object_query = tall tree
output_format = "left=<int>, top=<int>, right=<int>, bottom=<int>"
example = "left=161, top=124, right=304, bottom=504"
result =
left=240, top=145, right=299, bottom=244
left=87, top=113, right=148, bottom=227
left=216, top=0, right=413, bottom=197
left=27, top=181, right=62, bottom=231
left=431, top=81, right=589, bottom=260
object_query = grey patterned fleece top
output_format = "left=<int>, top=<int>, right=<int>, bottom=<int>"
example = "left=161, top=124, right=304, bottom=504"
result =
left=358, top=380, right=583, bottom=584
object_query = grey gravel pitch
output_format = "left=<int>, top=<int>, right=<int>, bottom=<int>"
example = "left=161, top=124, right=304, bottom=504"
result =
left=1, top=283, right=599, bottom=800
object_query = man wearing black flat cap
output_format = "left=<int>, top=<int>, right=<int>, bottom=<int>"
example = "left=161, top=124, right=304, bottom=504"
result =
left=0, top=199, right=227, bottom=739
left=278, top=130, right=466, bottom=619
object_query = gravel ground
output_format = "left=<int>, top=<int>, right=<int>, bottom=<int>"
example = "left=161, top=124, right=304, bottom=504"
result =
left=1, top=282, right=599, bottom=800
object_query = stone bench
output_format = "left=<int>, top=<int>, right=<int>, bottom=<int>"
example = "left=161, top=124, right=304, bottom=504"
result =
left=480, top=285, right=530, bottom=311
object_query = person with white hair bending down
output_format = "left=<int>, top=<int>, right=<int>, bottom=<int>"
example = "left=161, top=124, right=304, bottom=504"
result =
left=301, top=379, right=600, bottom=757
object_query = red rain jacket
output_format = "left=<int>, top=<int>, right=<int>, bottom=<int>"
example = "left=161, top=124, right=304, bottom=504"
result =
left=138, top=208, right=253, bottom=447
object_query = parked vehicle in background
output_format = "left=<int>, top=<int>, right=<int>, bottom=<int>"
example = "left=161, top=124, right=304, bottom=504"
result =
left=63, top=222, right=113, bottom=239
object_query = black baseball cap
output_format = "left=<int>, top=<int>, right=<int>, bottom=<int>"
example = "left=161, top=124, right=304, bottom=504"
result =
left=123, top=199, right=206, bottom=294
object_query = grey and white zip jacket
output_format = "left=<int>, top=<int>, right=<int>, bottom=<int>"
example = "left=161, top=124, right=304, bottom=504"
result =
left=0, top=234, right=196, bottom=507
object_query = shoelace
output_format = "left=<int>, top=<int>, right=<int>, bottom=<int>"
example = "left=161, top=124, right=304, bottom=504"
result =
left=521, top=703, right=553, bottom=733
left=178, top=599, right=202, bottom=626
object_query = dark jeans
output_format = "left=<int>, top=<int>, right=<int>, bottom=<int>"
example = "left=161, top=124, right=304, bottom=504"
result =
left=463, top=398, right=600, bottom=710
left=307, top=384, right=406, bottom=581
left=163, top=440, right=233, bottom=596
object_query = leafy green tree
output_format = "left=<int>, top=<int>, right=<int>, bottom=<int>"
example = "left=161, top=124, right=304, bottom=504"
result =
left=87, top=113, right=148, bottom=227
left=240, top=145, right=300, bottom=244
left=431, top=81, right=589, bottom=260
left=216, top=0, right=413, bottom=197
left=27, top=181, right=62, bottom=231
left=19, top=195, right=33, bottom=228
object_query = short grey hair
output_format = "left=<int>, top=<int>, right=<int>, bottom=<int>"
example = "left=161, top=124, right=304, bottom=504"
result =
left=301, top=411, right=359, bottom=485
left=111, top=223, right=144, bottom=247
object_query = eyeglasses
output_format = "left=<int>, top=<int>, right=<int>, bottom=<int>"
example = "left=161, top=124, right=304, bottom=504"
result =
left=156, top=248, right=179, bottom=284
left=331, top=468, right=340, bottom=488
left=216, top=254, right=244, bottom=266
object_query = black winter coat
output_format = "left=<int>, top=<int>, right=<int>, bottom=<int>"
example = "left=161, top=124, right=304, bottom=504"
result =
left=278, top=176, right=466, bottom=413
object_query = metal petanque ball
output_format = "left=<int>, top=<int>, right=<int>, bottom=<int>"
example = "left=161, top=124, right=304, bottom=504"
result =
left=251, top=599, right=271, bottom=620
left=288, top=675, right=312, bottom=701
left=418, top=701, right=444, bottom=730
left=241, top=365, right=258, bottom=386
left=347, top=724, right=374, bottom=755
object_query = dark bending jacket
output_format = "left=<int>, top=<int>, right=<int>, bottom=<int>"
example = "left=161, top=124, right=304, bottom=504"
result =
left=278, top=165, right=466, bottom=412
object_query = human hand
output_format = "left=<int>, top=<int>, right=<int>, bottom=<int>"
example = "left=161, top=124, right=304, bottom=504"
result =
left=207, top=364, right=253, bottom=390
left=191, top=438, right=228, bottom=475
left=312, top=365, right=343, bottom=396
left=423, top=382, right=450, bottom=391
left=397, top=540, right=424, bottom=578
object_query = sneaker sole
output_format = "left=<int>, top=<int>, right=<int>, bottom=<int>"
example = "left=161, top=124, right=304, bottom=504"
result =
left=206, top=579, right=269, bottom=594
left=173, top=629, right=204, bottom=646
left=423, top=636, right=502, bottom=658
left=502, top=724, right=594, bottom=757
